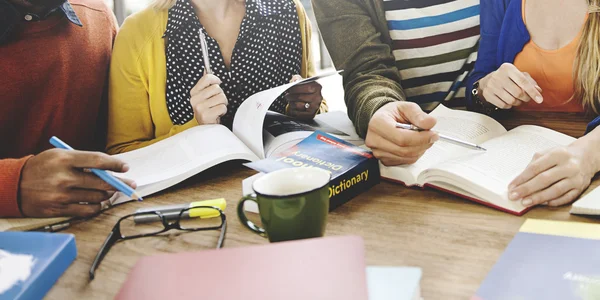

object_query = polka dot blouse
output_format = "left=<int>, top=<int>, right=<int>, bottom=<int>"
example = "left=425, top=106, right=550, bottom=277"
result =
left=163, top=0, right=302, bottom=128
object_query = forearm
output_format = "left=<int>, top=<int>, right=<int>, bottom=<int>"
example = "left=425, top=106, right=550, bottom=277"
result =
left=0, top=157, right=31, bottom=217
left=312, top=0, right=404, bottom=137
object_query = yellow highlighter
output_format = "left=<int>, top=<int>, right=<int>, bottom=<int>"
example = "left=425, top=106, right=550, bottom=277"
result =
left=133, top=198, right=226, bottom=224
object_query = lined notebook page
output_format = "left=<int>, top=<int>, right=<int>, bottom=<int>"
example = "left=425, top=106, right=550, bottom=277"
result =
left=571, top=186, right=600, bottom=215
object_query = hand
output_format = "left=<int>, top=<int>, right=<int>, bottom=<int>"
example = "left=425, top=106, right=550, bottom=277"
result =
left=508, top=142, right=597, bottom=207
left=190, top=74, right=228, bottom=125
left=285, top=75, right=323, bottom=120
left=365, top=102, right=438, bottom=166
left=479, top=63, right=543, bottom=109
left=19, top=149, right=136, bottom=218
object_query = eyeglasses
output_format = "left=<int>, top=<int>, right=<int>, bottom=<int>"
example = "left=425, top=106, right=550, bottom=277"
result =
left=89, top=206, right=227, bottom=280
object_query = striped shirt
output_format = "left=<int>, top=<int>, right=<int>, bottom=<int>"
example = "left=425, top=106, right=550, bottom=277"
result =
left=383, top=0, right=480, bottom=110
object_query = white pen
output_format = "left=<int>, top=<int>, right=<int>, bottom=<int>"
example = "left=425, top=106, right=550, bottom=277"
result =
left=395, top=122, right=486, bottom=151
left=199, top=29, right=212, bottom=75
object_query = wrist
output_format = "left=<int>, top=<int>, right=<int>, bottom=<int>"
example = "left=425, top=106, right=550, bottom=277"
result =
left=572, top=131, right=600, bottom=175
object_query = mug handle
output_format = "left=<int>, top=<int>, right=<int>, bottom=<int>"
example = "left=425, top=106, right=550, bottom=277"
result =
left=237, top=194, right=267, bottom=237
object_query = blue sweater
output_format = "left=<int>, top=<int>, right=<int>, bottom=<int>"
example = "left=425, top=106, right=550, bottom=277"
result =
left=466, top=0, right=600, bottom=134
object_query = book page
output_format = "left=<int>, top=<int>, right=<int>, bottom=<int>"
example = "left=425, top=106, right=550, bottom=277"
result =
left=380, top=105, right=507, bottom=185
left=110, top=125, right=259, bottom=203
left=429, top=125, right=576, bottom=197
left=232, top=71, right=343, bottom=159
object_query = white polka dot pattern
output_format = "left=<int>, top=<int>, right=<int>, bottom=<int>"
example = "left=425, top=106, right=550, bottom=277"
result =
left=164, top=0, right=302, bottom=127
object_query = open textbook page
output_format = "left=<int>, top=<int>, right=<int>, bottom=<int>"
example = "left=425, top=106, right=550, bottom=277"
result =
left=109, top=125, right=258, bottom=204
left=380, top=104, right=507, bottom=186
left=422, top=125, right=576, bottom=211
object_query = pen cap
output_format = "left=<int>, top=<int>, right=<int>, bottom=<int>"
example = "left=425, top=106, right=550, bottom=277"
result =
left=189, top=198, right=226, bottom=218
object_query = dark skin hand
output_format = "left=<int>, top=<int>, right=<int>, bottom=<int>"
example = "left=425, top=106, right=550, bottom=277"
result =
left=19, top=149, right=136, bottom=218
left=285, top=75, right=323, bottom=120
left=7, top=0, right=66, bottom=15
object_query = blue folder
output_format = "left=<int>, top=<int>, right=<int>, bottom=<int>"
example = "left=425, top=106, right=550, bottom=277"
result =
left=0, top=232, right=77, bottom=300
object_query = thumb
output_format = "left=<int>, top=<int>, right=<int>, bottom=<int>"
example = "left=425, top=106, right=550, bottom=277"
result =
left=290, top=75, right=303, bottom=83
left=399, top=102, right=436, bottom=130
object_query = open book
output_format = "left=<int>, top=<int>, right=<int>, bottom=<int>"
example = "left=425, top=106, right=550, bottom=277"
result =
left=0, top=72, right=349, bottom=231
left=381, top=105, right=576, bottom=215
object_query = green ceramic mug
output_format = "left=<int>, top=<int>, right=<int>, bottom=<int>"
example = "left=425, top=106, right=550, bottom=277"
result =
left=237, top=168, right=331, bottom=242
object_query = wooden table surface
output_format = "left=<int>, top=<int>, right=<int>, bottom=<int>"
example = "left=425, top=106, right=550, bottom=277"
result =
left=47, top=112, right=600, bottom=300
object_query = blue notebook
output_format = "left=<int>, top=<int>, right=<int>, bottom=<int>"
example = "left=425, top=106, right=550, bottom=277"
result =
left=473, top=219, right=600, bottom=300
left=0, top=232, right=77, bottom=300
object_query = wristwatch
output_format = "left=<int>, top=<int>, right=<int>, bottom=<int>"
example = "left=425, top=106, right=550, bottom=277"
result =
left=471, top=80, right=499, bottom=115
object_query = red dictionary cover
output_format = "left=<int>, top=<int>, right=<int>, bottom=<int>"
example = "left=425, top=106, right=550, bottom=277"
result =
left=382, top=177, right=531, bottom=216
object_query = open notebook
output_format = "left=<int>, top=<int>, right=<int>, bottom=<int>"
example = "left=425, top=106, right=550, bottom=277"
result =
left=381, top=105, right=576, bottom=215
left=571, top=185, right=600, bottom=215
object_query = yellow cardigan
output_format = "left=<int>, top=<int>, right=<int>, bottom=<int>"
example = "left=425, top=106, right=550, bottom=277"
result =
left=107, top=0, right=318, bottom=154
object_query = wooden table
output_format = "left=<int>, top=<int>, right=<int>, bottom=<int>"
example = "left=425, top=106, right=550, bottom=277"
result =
left=47, top=112, right=600, bottom=300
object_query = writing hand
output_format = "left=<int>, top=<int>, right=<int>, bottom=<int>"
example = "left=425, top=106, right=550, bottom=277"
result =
left=479, top=63, right=543, bottom=109
left=19, top=149, right=136, bottom=217
left=366, top=102, right=438, bottom=166
left=285, top=75, right=323, bottom=120
left=190, top=74, right=228, bottom=125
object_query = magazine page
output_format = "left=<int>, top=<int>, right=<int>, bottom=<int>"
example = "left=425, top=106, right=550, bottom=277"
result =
left=263, top=111, right=363, bottom=157
left=232, top=71, right=343, bottom=159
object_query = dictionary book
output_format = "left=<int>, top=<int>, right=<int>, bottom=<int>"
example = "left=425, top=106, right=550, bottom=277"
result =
left=245, top=131, right=380, bottom=210
left=472, top=219, right=600, bottom=300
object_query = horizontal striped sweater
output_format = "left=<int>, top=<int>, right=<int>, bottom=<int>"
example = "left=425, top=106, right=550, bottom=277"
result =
left=383, top=0, right=480, bottom=110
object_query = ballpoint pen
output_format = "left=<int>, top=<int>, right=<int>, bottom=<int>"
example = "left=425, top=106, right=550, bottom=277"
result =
left=199, top=29, right=212, bottom=75
left=395, top=123, right=487, bottom=151
left=49, top=136, right=143, bottom=201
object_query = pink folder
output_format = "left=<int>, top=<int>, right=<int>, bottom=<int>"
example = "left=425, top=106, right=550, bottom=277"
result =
left=116, top=236, right=368, bottom=300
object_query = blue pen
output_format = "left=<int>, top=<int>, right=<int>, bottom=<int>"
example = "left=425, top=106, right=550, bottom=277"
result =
left=49, top=136, right=143, bottom=201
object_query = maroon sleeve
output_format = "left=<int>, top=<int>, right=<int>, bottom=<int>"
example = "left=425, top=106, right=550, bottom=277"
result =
left=0, top=156, right=32, bottom=217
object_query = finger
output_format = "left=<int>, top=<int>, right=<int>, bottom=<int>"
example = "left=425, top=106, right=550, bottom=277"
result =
left=287, top=93, right=322, bottom=106
left=508, top=68, right=543, bottom=103
left=287, top=82, right=322, bottom=95
left=68, top=151, right=129, bottom=172
left=203, top=104, right=228, bottom=123
left=482, top=90, right=511, bottom=109
left=503, top=80, right=532, bottom=103
left=62, top=203, right=102, bottom=218
left=290, top=74, right=303, bottom=83
left=288, top=100, right=319, bottom=115
left=74, top=171, right=137, bottom=190
left=398, top=102, right=436, bottom=130
left=373, top=151, right=422, bottom=166
left=520, top=179, right=576, bottom=207
left=369, top=133, right=432, bottom=158
left=494, top=87, right=521, bottom=107
left=508, top=152, right=560, bottom=193
left=191, top=85, right=227, bottom=107
left=547, top=189, right=581, bottom=207
left=509, top=166, right=567, bottom=201
left=191, top=74, right=222, bottom=96
left=382, top=126, right=438, bottom=149
left=65, top=189, right=115, bottom=204
left=522, top=72, right=543, bottom=93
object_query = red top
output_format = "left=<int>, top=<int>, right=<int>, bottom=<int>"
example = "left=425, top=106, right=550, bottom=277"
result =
left=0, top=0, right=117, bottom=217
